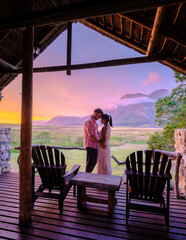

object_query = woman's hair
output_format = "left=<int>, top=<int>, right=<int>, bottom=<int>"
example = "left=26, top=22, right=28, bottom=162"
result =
left=101, top=114, right=113, bottom=127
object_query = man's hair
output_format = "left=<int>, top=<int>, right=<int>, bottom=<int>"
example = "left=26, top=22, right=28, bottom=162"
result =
left=94, top=108, right=103, bottom=114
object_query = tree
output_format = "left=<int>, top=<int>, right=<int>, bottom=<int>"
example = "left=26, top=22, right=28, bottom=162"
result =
left=147, top=72, right=186, bottom=151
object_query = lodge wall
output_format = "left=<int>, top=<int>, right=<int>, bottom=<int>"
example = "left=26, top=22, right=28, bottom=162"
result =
left=174, top=129, right=186, bottom=198
left=0, top=128, right=11, bottom=174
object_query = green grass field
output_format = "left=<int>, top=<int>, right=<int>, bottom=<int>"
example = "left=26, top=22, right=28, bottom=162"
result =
left=3, top=124, right=163, bottom=176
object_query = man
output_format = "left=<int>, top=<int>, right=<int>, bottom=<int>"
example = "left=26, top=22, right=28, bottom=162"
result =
left=84, top=108, right=103, bottom=172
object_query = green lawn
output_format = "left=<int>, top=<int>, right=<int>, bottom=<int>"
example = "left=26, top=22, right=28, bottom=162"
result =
left=4, top=124, right=163, bottom=176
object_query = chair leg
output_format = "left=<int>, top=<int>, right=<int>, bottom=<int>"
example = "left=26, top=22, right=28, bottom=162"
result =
left=59, top=199, right=64, bottom=213
left=59, top=188, right=65, bottom=214
left=32, top=166, right=35, bottom=207
left=73, top=185, right=76, bottom=196
left=126, top=178, right=129, bottom=225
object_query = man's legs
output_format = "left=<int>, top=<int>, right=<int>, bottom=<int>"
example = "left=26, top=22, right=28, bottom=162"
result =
left=85, top=147, right=97, bottom=172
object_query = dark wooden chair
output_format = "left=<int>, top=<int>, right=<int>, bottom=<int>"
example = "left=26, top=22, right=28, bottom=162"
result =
left=125, top=150, right=172, bottom=226
left=32, top=145, right=81, bottom=213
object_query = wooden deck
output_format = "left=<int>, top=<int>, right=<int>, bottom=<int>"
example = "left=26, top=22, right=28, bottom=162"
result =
left=0, top=172, right=186, bottom=240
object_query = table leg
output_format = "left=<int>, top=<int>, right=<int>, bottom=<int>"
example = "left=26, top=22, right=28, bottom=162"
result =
left=77, top=186, right=86, bottom=209
left=108, top=190, right=115, bottom=215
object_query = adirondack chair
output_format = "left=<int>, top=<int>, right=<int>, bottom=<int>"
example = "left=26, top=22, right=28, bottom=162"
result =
left=125, top=150, right=172, bottom=226
left=31, top=145, right=81, bottom=213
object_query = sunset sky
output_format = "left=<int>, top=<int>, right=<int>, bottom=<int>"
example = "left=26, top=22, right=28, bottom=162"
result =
left=0, top=23, right=177, bottom=124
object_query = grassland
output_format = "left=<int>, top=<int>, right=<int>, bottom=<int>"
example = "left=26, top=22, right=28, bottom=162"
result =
left=2, top=124, right=163, bottom=176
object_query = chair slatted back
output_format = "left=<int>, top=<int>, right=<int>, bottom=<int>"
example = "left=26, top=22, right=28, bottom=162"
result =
left=144, top=150, right=152, bottom=198
left=130, top=152, right=138, bottom=196
left=32, top=145, right=66, bottom=190
left=149, top=151, right=161, bottom=199
left=137, top=150, right=143, bottom=197
left=126, top=150, right=172, bottom=201
left=154, top=154, right=170, bottom=200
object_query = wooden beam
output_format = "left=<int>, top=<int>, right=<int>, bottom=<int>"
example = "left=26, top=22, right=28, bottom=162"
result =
left=161, top=59, right=186, bottom=75
left=173, top=3, right=183, bottom=25
left=110, top=15, right=114, bottom=30
left=0, top=55, right=174, bottom=75
left=160, top=4, right=183, bottom=53
left=19, top=1, right=34, bottom=225
left=81, top=19, right=186, bottom=74
left=0, top=0, right=185, bottom=31
left=146, top=7, right=165, bottom=56
left=140, top=26, right=143, bottom=42
left=120, top=15, right=124, bottom=35
left=66, top=22, right=72, bottom=75
left=0, top=58, right=17, bottom=70
left=160, top=37, right=167, bottom=53
left=120, top=13, right=186, bottom=48
left=172, top=43, right=180, bottom=55
left=130, top=21, right=133, bottom=39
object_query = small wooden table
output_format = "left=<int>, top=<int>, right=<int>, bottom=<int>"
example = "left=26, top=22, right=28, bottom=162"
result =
left=70, top=172, right=122, bottom=215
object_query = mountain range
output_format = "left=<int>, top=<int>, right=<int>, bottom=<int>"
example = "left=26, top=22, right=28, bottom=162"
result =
left=33, top=89, right=169, bottom=127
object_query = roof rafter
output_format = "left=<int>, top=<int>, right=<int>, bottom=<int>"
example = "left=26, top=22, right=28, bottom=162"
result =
left=120, top=12, right=186, bottom=48
left=82, top=19, right=186, bottom=75
left=146, top=7, right=165, bottom=56
left=0, top=58, right=18, bottom=70
left=160, top=3, right=183, bottom=52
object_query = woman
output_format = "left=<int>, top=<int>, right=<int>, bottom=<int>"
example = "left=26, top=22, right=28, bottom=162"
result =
left=97, top=114, right=113, bottom=175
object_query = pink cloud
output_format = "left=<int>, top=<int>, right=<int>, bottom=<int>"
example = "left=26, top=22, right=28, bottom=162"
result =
left=143, top=72, right=162, bottom=86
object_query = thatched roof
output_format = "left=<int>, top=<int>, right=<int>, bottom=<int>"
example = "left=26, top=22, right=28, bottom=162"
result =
left=0, top=0, right=185, bottom=91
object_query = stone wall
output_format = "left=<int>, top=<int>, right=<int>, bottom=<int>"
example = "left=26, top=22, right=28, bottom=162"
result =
left=174, top=129, right=186, bottom=198
left=0, top=128, right=11, bottom=174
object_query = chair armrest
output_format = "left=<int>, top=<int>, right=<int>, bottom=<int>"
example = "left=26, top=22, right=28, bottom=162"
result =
left=62, top=164, right=81, bottom=179
left=125, top=169, right=172, bottom=179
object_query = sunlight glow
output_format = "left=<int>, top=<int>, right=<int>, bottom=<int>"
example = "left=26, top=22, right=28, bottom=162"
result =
left=0, top=111, right=51, bottom=124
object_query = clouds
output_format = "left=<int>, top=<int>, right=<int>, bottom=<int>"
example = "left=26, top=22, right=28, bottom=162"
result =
left=105, top=96, right=155, bottom=110
left=143, top=72, right=162, bottom=86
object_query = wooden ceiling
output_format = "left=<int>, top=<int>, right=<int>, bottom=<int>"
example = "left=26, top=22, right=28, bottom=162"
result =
left=0, top=0, right=185, bottom=91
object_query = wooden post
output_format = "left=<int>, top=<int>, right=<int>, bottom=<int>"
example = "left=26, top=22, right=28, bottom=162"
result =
left=19, top=1, right=34, bottom=225
left=66, top=22, right=72, bottom=75
left=175, top=153, right=182, bottom=199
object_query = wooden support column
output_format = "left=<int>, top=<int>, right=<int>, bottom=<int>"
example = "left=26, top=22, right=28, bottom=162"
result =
left=146, top=7, right=165, bottom=56
left=66, top=22, right=72, bottom=75
left=19, top=2, right=34, bottom=225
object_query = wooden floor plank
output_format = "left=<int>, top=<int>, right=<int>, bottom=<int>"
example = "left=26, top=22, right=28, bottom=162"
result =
left=0, top=172, right=186, bottom=240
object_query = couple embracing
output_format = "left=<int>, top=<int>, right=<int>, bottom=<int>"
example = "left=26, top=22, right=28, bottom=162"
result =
left=84, top=108, right=113, bottom=175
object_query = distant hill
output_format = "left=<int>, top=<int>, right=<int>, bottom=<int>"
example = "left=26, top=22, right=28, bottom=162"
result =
left=106, top=88, right=169, bottom=127
left=121, top=89, right=168, bottom=100
left=121, top=93, right=146, bottom=99
left=46, top=116, right=87, bottom=126
left=107, top=102, right=156, bottom=127
left=33, top=89, right=169, bottom=127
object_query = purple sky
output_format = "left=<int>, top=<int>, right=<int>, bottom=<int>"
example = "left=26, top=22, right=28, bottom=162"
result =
left=0, top=23, right=177, bottom=123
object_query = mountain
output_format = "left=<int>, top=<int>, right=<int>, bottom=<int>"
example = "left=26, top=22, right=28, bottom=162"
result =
left=105, top=89, right=169, bottom=126
left=107, top=102, right=156, bottom=126
left=121, top=89, right=169, bottom=100
left=46, top=116, right=87, bottom=126
left=33, top=89, right=169, bottom=127
left=121, top=93, right=146, bottom=99
left=148, top=89, right=169, bottom=99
